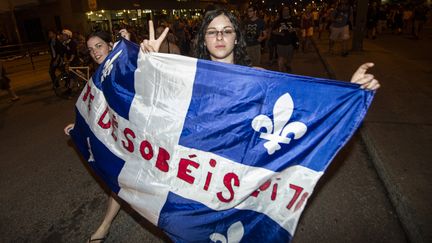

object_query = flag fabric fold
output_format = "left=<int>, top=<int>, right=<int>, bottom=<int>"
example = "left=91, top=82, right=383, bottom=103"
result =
left=70, top=39, right=374, bottom=242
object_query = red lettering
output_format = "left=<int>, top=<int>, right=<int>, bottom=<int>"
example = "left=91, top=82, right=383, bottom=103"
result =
left=83, top=84, right=91, bottom=101
left=177, top=157, right=199, bottom=184
left=286, top=184, right=303, bottom=210
left=139, top=140, right=153, bottom=160
left=294, top=192, right=309, bottom=211
left=122, top=128, right=136, bottom=152
left=271, top=183, right=278, bottom=201
left=217, top=173, right=240, bottom=203
left=203, top=172, right=212, bottom=191
left=98, top=107, right=111, bottom=129
left=209, top=159, right=216, bottom=167
left=87, top=93, right=94, bottom=111
left=251, top=180, right=271, bottom=197
left=204, top=159, right=216, bottom=191
left=83, top=85, right=94, bottom=111
left=155, top=147, right=170, bottom=172
left=111, top=114, right=118, bottom=141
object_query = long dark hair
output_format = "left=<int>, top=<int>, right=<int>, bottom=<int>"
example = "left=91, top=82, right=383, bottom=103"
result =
left=86, top=31, right=112, bottom=44
left=195, top=9, right=251, bottom=67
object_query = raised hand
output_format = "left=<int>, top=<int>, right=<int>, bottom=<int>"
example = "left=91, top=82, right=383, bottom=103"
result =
left=64, top=123, right=74, bottom=135
left=140, top=20, right=169, bottom=53
left=350, top=62, right=381, bottom=90
left=118, top=29, right=131, bottom=41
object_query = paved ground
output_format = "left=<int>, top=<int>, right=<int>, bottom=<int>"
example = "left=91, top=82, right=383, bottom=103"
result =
left=313, top=25, right=432, bottom=243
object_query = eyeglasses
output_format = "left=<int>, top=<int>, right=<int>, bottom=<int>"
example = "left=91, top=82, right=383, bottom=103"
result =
left=205, top=28, right=235, bottom=38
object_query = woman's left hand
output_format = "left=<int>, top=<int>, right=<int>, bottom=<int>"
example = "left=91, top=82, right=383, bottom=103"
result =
left=64, top=123, right=75, bottom=136
left=140, top=20, right=169, bottom=53
left=350, top=62, right=381, bottom=90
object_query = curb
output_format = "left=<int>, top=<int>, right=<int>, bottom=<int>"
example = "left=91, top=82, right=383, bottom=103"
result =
left=360, top=127, right=424, bottom=243
left=311, top=39, right=336, bottom=80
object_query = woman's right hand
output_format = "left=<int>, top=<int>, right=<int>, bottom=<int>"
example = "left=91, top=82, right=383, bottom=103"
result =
left=64, top=123, right=75, bottom=135
left=140, top=20, right=169, bottom=53
left=118, top=29, right=131, bottom=41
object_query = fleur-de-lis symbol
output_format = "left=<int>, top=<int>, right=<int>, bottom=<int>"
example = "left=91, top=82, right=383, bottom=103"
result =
left=251, top=93, right=307, bottom=155
left=209, top=221, right=244, bottom=243
left=101, top=50, right=123, bottom=82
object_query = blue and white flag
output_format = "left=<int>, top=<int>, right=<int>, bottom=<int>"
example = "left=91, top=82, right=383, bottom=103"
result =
left=70, top=39, right=374, bottom=242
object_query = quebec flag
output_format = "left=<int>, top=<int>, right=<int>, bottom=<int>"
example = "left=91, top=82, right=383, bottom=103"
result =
left=70, top=39, right=374, bottom=242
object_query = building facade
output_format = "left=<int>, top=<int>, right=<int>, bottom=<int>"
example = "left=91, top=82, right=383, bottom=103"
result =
left=0, top=0, right=237, bottom=44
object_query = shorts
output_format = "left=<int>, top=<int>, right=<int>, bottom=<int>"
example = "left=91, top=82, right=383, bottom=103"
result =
left=330, top=25, right=350, bottom=41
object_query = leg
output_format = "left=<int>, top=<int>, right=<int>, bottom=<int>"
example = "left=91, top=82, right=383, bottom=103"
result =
left=49, top=59, right=58, bottom=85
left=89, top=195, right=121, bottom=242
left=277, top=44, right=287, bottom=72
left=285, top=45, right=294, bottom=72
left=341, top=25, right=350, bottom=56
left=341, top=39, right=349, bottom=56
left=329, top=26, right=337, bottom=54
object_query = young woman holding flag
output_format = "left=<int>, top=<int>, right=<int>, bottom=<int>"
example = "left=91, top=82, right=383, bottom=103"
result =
left=142, top=9, right=380, bottom=90
left=66, top=8, right=379, bottom=243
left=63, top=27, right=169, bottom=243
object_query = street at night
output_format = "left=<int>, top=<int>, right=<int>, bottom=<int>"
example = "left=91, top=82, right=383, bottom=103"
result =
left=1, top=2, right=431, bottom=242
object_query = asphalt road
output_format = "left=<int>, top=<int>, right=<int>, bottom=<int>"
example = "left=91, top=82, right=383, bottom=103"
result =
left=0, top=39, right=407, bottom=242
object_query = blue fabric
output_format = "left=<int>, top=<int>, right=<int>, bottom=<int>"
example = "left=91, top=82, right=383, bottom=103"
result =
left=70, top=39, right=375, bottom=242
left=180, top=59, right=372, bottom=172
left=158, top=192, right=292, bottom=243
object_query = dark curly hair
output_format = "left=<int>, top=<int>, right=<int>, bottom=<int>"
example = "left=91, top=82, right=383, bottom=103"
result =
left=195, top=9, right=251, bottom=67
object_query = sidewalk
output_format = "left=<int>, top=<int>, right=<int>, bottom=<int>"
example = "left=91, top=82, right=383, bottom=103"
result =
left=313, top=31, right=432, bottom=243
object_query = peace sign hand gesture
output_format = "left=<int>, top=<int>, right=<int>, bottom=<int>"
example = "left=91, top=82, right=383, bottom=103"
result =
left=350, top=62, right=381, bottom=90
left=140, top=20, right=169, bottom=53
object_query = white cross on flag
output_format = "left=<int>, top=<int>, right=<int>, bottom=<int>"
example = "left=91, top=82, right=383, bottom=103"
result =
left=70, top=39, right=375, bottom=242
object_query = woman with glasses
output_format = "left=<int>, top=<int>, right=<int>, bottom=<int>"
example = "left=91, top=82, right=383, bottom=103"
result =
left=142, top=8, right=380, bottom=90
left=66, top=7, right=379, bottom=243
left=143, top=9, right=252, bottom=67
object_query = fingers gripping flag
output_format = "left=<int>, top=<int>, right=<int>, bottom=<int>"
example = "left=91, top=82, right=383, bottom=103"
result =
left=70, top=39, right=374, bottom=242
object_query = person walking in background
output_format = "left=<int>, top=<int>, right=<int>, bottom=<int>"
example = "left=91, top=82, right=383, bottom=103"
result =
left=402, top=5, right=413, bottom=34
left=300, top=6, right=314, bottom=52
left=272, top=6, right=299, bottom=73
left=156, top=25, right=181, bottom=54
left=392, top=5, right=404, bottom=34
left=61, top=29, right=79, bottom=67
left=377, top=4, right=388, bottom=34
left=367, top=2, right=379, bottom=39
left=266, top=13, right=278, bottom=65
left=47, top=30, right=64, bottom=87
left=1, top=61, right=20, bottom=102
left=318, top=6, right=329, bottom=39
left=244, top=5, right=266, bottom=67
left=412, top=1, right=429, bottom=39
left=329, top=0, right=353, bottom=57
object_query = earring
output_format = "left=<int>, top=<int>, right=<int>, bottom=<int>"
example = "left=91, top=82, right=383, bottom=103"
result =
left=235, top=40, right=238, bottom=44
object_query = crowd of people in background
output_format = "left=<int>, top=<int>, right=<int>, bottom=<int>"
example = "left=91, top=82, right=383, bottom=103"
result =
left=1, top=0, right=429, bottom=102
left=44, top=0, right=428, bottom=76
